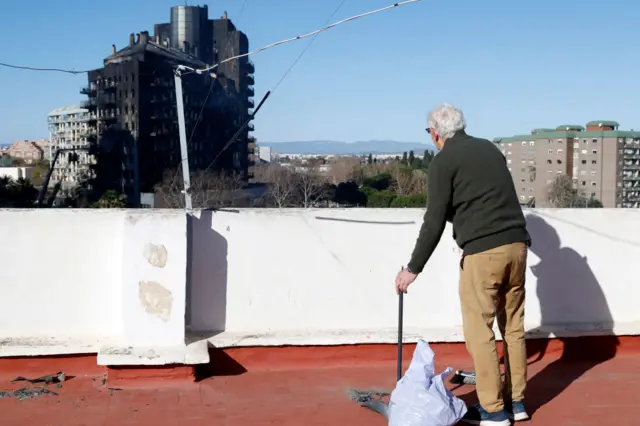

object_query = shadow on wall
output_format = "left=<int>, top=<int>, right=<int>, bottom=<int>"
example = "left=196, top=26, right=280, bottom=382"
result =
left=186, top=210, right=229, bottom=335
left=521, top=213, right=619, bottom=415
left=458, top=213, right=619, bottom=415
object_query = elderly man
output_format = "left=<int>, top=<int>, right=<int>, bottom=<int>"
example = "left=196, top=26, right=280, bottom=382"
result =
left=395, top=104, right=531, bottom=426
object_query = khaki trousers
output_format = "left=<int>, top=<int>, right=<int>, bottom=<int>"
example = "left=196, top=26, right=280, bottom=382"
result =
left=459, top=242, right=528, bottom=413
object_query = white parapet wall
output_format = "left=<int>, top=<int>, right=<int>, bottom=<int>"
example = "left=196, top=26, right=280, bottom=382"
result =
left=1, top=208, right=640, bottom=365
left=190, top=208, right=640, bottom=347
left=0, top=209, right=207, bottom=365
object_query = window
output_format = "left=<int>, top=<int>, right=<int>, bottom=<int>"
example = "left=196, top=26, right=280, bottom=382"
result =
left=557, top=139, right=564, bottom=144
left=580, top=170, right=586, bottom=175
left=581, top=149, right=587, bottom=154
left=591, top=182, right=597, bottom=186
left=520, top=195, right=525, bottom=201
left=557, top=159, right=563, bottom=164
left=507, top=159, right=512, bottom=164
left=529, top=141, right=535, bottom=146
left=592, top=160, right=597, bottom=165
left=557, top=149, right=563, bottom=154
left=557, top=170, right=562, bottom=174
left=507, top=143, right=512, bottom=147
left=591, top=171, right=597, bottom=176
left=521, top=141, right=527, bottom=146
left=507, top=151, right=512, bottom=155
left=592, top=138, right=598, bottom=143
left=592, top=149, right=597, bottom=155
left=528, top=188, right=534, bottom=192
left=547, top=170, right=553, bottom=173
left=547, top=159, right=552, bottom=164
left=581, top=181, right=586, bottom=186
left=548, top=149, right=553, bottom=154
left=581, top=160, right=587, bottom=164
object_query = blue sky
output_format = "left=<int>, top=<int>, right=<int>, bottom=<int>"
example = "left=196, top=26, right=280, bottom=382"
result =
left=1, top=0, right=638, bottom=144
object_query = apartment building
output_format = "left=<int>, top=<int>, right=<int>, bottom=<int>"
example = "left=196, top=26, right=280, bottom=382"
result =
left=6, top=140, right=46, bottom=164
left=494, top=121, right=640, bottom=208
left=47, top=105, right=94, bottom=188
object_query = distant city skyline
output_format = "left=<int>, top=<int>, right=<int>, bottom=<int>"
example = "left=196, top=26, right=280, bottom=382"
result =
left=1, top=0, right=639, bottom=144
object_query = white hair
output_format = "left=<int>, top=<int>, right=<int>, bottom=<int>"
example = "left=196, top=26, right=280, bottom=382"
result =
left=427, top=103, right=467, bottom=140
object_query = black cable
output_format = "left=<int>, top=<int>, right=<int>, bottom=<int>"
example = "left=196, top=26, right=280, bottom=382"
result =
left=201, top=0, right=348, bottom=172
left=271, top=0, right=348, bottom=94
left=0, top=62, right=90, bottom=74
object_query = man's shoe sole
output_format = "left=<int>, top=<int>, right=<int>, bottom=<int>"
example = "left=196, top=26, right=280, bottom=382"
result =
left=509, top=412, right=530, bottom=422
left=461, top=419, right=511, bottom=426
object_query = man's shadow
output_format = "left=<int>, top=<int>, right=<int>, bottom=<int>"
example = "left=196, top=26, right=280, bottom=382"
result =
left=457, top=213, right=619, bottom=416
left=521, top=213, right=618, bottom=415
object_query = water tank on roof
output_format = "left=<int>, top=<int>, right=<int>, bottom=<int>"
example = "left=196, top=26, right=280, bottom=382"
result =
left=170, top=5, right=207, bottom=51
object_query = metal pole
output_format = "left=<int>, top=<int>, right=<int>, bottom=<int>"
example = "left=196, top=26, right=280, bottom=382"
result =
left=174, top=68, right=192, bottom=211
left=397, top=291, right=404, bottom=381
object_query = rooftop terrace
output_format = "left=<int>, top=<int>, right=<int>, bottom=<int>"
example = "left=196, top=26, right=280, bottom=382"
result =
left=0, top=208, right=639, bottom=424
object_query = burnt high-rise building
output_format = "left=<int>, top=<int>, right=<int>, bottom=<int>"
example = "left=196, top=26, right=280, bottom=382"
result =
left=154, top=6, right=256, bottom=172
left=81, top=5, right=254, bottom=203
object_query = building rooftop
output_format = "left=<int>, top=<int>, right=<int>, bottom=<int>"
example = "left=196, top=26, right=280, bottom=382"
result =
left=48, top=105, right=88, bottom=116
left=105, top=34, right=206, bottom=69
left=0, top=208, right=638, bottom=424
left=0, top=338, right=637, bottom=425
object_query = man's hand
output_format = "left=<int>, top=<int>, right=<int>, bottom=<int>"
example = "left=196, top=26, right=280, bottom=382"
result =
left=395, top=268, right=418, bottom=294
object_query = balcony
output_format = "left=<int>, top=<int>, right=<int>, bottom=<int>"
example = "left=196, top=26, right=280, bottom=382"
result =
left=102, top=80, right=117, bottom=91
left=247, top=97, right=254, bottom=108
left=247, top=87, right=255, bottom=97
left=0, top=209, right=638, bottom=425
left=245, top=75, right=254, bottom=86
left=99, top=94, right=117, bottom=106
left=81, top=99, right=97, bottom=109
left=245, top=61, right=255, bottom=74
left=80, top=86, right=97, bottom=96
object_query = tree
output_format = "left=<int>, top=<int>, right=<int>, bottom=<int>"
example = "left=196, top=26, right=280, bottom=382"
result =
left=93, top=190, right=127, bottom=208
left=546, top=175, right=579, bottom=207
left=367, top=153, right=373, bottom=165
left=390, top=193, right=427, bottom=207
left=328, top=156, right=360, bottom=184
left=333, top=181, right=367, bottom=206
left=253, top=163, right=298, bottom=208
left=422, top=150, right=434, bottom=169
left=296, top=166, right=325, bottom=208
left=408, top=151, right=415, bottom=166
left=546, top=175, right=602, bottom=208
left=401, top=152, right=408, bottom=165
left=390, top=164, right=426, bottom=195
left=155, top=166, right=245, bottom=208
left=0, top=176, right=38, bottom=207
left=527, top=165, right=536, bottom=183
left=362, top=173, right=392, bottom=191
left=367, top=190, right=397, bottom=207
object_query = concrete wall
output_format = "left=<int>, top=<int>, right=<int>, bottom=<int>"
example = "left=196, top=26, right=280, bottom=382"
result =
left=1, top=208, right=640, bottom=365
left=0, top=209, right=203, bottom=365
left=191, top=208, right=640, bottom=347
left=0, top=167, right=35, bottom=180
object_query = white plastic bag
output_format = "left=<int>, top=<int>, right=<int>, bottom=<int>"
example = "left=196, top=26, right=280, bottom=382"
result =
left=388, top=339, right=467, bottom=426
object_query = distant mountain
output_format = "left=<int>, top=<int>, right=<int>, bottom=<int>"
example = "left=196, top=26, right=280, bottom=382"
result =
left=261, top=140, right=435, bottom=155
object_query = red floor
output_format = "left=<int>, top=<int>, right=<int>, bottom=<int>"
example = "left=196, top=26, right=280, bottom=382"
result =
left=0, top=336, right=638, bottom=425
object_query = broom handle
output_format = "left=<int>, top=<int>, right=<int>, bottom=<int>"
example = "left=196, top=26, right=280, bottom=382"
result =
left=397, top=267, right=404, bottom=382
